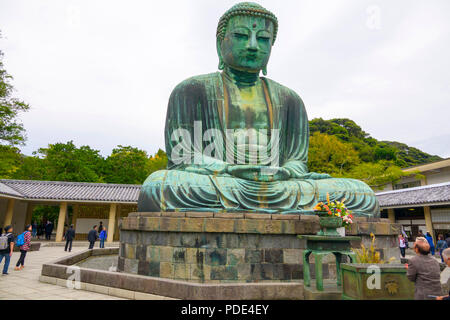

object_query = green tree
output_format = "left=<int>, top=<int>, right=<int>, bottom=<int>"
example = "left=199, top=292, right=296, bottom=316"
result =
left=309, top=118, right=442, bottom=168
left=26, top=141, right=105, bottom=182
left=0, top=145, right=22, bottom=178
left=148, top=149, right=168, bottom=175
left=12, top=155, right=45, bottom=180
left=308, top=132, right=360, bottom=175
left=345, top=160, right=411, bottom=188
left=104, top=145, right=151, bottom=184
left=0, top=31, right=30, bottom=145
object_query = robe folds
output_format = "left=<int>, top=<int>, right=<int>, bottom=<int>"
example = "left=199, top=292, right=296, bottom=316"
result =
left=138, top=72, right=379, bottom=216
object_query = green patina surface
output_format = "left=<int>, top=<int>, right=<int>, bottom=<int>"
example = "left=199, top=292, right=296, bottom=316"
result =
left=298, top=235, right=360, bottom=291
left=137, top=2, right=379, bottom=216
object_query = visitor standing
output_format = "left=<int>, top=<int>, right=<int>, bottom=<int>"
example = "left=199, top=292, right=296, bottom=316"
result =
left=437, top=248, right=450, bottom=300
left=446, top=234, right=450, bottom=249
left=37, top=221, right=44, bottom=240
left=406, top=237, right=442, bottom=300
left=99, top=228, right=107, bottom=248
left=14, top=224, right=32, bottom=271
left=425, top=232, right=436, bottom=256
left=64, top=224, right=76, bottom=252
left=88, top=225, right=98, bottom=249
left=399, top=234, right=407, bottom=258
left=98, top=221, right=104, bottom=233
left=31, top=221, right=37, bottom=238
left=402, top=229, right=409, bottom=248
left=437, top=234, right=448, bottom=263
left=44, top=221, right=53, bottom=240
left=0, top=225, right=15, bottom=275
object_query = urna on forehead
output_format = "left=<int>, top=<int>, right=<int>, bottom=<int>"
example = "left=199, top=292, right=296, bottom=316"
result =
left=216, top=2, right=279, bottom=43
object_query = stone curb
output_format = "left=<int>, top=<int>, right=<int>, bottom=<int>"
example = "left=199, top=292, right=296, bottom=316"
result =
left=40, top=249, right=305, bottom=300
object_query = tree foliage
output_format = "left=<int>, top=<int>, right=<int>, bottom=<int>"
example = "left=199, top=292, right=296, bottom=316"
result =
left=308, top=132, right=360, bottom=175
left=9, top=142, right=168, bottom=185
left=309, top=118, right=441, bottom=167
left=104, top=145, right=151, bottom=184
left=0, top=145, right=22, bottom=178
left=0, top=32, right=30, bottom=145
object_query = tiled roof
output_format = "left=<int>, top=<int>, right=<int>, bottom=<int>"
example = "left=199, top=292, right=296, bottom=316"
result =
left=2, top=179, right=448, bottom=207
left=376, top=182, right=450, bottom=208
left=0, top=179, right=141, bottom=203
left=0, top=182, right=24, bottom=198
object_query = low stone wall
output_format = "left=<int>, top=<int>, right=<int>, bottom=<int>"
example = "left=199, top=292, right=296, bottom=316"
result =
left=118, top=212, right=401, bottom=283
left=40, top=248, right=303, bottom=300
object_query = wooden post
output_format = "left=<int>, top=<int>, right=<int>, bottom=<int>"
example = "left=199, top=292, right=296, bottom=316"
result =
left=107, top=203, right=117, bottom=243
left=114, top=205, right=121, bottom=241
left=424, top=206, right=435, bottom=245
left=4, top=199, right=15, bottom=227
left=387, top=208, right=395, bottom=224
left=55, top=202, right=68, bottom=242
left=72, top=204, right=79, bottom=227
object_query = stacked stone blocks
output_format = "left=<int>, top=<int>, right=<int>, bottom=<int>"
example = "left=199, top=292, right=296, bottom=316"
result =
left=118, top=212, right=400, bottom=283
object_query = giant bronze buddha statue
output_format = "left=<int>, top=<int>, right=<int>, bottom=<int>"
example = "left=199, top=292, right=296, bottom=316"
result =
left=138, top=2, right=379, bottom=216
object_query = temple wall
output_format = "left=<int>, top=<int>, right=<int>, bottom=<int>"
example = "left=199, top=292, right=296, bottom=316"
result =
left=0, top=198, right=28, bottom=232
left=118, top=212, right=401, bottom=283
left=74, top=204, right=137, bottom=241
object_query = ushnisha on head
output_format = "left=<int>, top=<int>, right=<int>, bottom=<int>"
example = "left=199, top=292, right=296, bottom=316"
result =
left=216, top=2, right=278, bottom=76
left=414, top=237, right=431, bottom=255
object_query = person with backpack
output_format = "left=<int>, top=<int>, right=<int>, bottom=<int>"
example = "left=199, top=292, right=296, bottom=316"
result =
left=426, top=232, right=436, bottom=256
left=88, top=225, right=98, bottom=249
left=437, top=234, right=449, bottom=263
left=399, top=234, right=407, bottom=258
left=63, top=224, right=76, bottom=252
left=99, top=227, right=107, bottom=248
left=0, top=225, right=15, bottom=275
left=14, top=224, right=32, bottom=271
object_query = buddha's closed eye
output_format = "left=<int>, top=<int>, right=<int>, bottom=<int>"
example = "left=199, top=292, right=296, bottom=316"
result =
left=233, top=32, right=249, bottom=40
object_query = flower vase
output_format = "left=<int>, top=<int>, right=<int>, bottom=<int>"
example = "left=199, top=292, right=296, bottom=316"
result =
left=316, top=211, right=343, bottom=237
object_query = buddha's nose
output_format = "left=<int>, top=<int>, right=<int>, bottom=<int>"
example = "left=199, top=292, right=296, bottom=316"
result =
left=247, top=34, right=258, bottom=52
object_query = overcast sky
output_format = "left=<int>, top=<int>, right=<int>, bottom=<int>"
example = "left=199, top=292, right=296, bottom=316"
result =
left=1, top=0, right=449, bottom=158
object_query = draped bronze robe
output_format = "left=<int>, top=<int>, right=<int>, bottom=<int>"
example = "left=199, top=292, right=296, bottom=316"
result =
left=138, top=72, right=379, bottom=216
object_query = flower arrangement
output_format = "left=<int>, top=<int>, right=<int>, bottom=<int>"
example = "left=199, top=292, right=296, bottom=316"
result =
left=353, top=233, right=395, bottom=264
left=314, top=193, right=354, bottom=228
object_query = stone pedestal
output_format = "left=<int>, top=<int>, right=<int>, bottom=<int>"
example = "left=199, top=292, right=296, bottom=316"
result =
left=299, top=235, right=360, bottom=291
left=118, top=212, right=401, bottom=285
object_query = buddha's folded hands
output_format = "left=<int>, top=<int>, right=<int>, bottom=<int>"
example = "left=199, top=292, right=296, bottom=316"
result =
left=294, top=172, right=332, bottom=180
left=227, top=165, right=291, bottom=182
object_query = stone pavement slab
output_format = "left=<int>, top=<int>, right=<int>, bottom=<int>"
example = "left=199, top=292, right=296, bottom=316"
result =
left=0, top=246, right=125, bottom=300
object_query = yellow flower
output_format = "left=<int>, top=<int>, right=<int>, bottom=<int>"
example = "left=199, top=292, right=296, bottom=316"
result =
left=326, top=193, right=330, bottom=205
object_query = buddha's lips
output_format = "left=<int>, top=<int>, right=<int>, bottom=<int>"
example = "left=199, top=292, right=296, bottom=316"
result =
left=245, top=54, right=258, bottom=60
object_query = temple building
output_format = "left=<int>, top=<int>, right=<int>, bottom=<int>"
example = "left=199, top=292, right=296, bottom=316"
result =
left=1, top=159, right=450, bottom=244
left=376, top=158, right=450, bottom=242
left=0, top=180, right=139, bottom=242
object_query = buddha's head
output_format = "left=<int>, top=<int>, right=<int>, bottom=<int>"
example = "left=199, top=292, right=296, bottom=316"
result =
left=216, top=2, right=278, bottom=76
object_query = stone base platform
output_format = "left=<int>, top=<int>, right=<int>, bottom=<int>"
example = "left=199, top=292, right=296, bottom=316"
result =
left=303, top=281, right=342, bottom=300
left=118, top=212, right=401, bottom=284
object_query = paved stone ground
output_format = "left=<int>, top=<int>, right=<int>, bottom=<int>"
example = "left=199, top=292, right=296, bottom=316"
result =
left=0, top=246, right=126, bottom=300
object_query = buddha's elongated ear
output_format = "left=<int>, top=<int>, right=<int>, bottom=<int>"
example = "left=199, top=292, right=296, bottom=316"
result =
left=262, top=66, right=268, bottom=76
left=216, top=39, right=225, bottom=70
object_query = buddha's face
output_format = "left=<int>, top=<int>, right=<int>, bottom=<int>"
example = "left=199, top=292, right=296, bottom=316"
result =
left=219, top=15, right=274, bottom=73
